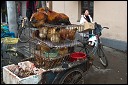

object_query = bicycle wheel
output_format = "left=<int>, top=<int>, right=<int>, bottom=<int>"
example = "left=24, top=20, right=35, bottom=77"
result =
left=97, top=44, right=108, bottom=68
left=18, top=25, right=30, bottom=43
left=59, top=68, right=84, bottom=84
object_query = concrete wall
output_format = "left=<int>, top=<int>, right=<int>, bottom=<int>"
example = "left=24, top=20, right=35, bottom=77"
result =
left=93, top=1, right=127, bottom=51
left=22, top=1, right=26, bottom=17
left=7, top=1, right=18, bottom=36
left=52, top=1, right=80, bottom=24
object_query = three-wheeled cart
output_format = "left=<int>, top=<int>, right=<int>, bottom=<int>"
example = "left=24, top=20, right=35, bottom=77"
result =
left=3, top=24, right=94, bottom=84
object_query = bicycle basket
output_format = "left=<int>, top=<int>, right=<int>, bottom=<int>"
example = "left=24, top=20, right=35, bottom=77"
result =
left=94, top=23, right=102, bottom=36
left=1, top=37, right=19, bottom=44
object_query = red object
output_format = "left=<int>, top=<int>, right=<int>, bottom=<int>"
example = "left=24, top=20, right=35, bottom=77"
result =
left=70, top=52, right=86, bottom=62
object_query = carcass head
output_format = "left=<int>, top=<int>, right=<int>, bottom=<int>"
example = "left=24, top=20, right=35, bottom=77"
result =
left=30, top=8, right=48, bottom=27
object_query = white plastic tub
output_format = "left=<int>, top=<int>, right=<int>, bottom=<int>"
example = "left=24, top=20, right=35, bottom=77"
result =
left=3, top=64, right=42, bottom=84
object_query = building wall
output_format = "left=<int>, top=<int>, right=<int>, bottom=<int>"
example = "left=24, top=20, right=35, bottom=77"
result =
left=52, top=1, right=80, bottom=24
left=93, top=1, right=127, bottom=51
left=52, top=1, right=127, bottom=51
left=22, top=1, right=26, bottom=17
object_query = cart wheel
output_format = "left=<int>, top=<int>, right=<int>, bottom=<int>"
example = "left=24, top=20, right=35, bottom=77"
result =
left=59, top=68, right=84, bottom=84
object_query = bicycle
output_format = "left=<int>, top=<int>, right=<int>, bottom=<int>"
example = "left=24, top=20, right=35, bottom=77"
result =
left=17, top=17, right=30, bottom=43
left=77, top=23, right=109, bottom=68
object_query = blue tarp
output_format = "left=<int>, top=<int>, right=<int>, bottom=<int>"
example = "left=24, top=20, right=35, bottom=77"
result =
left=1, top=25, right=15, bottom=38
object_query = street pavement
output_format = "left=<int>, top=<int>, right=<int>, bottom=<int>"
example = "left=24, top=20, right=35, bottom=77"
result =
left=1, top=42, right=127, bottom=84
left=83, top=46, right=127, bottom=84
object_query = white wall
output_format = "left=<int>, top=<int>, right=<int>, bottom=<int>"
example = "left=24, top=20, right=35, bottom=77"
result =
left=93, top=1, right=127, bottom=51
left=52, top=1, right=79, bottom=24
left=7, top=1, right=18, bottom=36
left=94, top=1, right=127, bottom=42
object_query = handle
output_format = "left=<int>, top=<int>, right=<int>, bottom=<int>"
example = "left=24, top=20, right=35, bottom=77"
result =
left=103, top=27, right=109, bottom=29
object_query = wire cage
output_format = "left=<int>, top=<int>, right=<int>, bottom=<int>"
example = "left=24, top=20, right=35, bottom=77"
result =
left=22, top=24, right=90, bottom=70
left=2, top=24, right=94, bottom=84
left=1, top=37, right=19, bottom=56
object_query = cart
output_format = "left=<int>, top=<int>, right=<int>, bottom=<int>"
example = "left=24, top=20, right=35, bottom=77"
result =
left=2, top=24, right=94, bottom=84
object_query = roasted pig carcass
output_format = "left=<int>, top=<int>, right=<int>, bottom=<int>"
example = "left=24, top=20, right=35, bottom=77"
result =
left=67, top=28, right=77, bottom=40
left=59, top=28, right=68, bottom=41
left=30, top=7, right=71, bottom=27
left=38, top=27, right=48, bottom=39
left=50, top=32, right=60, bottom=43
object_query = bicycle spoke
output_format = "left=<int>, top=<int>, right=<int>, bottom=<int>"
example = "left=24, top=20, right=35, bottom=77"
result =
left=59, top=69, right=84, bottom=84
left=96, top=45, right=108, bottom=68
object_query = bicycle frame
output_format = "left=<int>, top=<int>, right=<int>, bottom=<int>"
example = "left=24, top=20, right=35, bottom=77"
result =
left=78, top=26, right=109, bottom=58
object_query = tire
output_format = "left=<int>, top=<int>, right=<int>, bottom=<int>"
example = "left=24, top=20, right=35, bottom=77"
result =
left=59, top=68, right=84, bottom=84
left=97, top=45, right=108, bottom=68
left=18, top=25, right=30, bottom=43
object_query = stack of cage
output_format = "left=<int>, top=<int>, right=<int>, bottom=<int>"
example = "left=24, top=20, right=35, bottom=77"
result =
left=25, top=24, right=85, bottom=69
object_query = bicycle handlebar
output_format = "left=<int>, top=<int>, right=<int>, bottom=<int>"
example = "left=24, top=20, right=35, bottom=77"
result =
left=95, top=26, right=109, bottom=36
left=103, top=27, right=109, bottom=29
left=78, top=26, right=109, bottom=36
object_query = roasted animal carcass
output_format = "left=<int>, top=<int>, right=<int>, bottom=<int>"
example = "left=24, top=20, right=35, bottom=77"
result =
left=32, top=27, right=77, bottom=42
left=30, top=11, right=47, bottom=28
left=47, top=27, right=60, bottom=43
left=59, top=28, right=77, bottom=41
left=47, top=27, right=77, bottom=42
left=67, top=28, right=77, bottom=40
left=59, top=28, right=68, bottom=41
left=58, top=47, right=68, bottom=56
left=30, top=7, right=71, bottom=27
left=32, top=27, right=47, bottom=40
left=32, top=30, right=40, bottom=39
left=50, top=33, right=60, bottom=43
left=47, top=27, right=57, bottom=39
left=36, top=42, right=50, bottom=53
left=38, top=27, right=48, bottom=39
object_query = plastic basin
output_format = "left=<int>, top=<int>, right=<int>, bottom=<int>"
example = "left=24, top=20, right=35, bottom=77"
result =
left=70, top=52, right=86, bottom=62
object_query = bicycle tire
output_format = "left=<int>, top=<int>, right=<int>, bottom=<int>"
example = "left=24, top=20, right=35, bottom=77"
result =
left=97, top=45, right=108, bottom=68
left=18, top=25, right=30, bottom=43
left=59, top=68, right=84, bottom=84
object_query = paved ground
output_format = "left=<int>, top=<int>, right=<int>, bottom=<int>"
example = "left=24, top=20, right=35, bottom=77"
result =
left=1, top=42, right=127, bottom=84
left=84, top=46, right=127, bottom=84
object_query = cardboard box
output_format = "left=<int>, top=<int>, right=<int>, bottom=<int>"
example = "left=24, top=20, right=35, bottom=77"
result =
left=84, top=23, right=95, bottom=30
